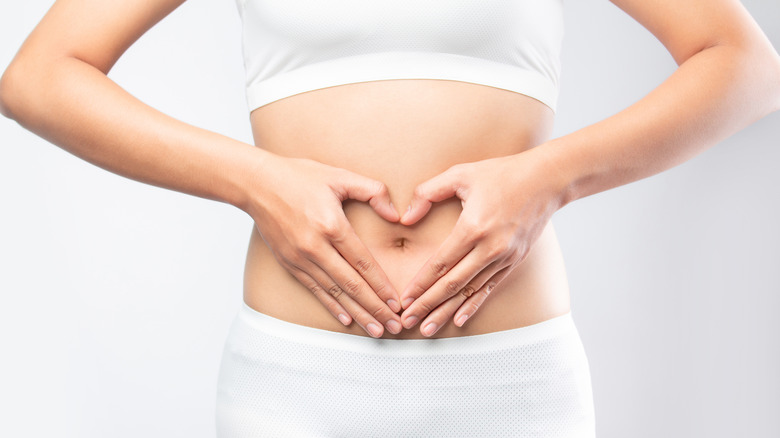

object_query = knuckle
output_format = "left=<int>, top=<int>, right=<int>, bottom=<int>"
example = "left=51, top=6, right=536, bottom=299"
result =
left=285, top=250, right=307, bottom=267
left=444, top=279, right=462, bottom=297
left=354, top=258, right=373, bottom=275
left=374, top=181, right=389, bottom=196
left=416, top=300, right=434, bottom=316
left=458, top=284, right=477, bottom=299
left=308, top=283, right=325, bottom=297
left=370, top=306, right=385, bottom=321
left=405, top=283, right=426, bottom=300
left=484, top=282, right=497, bottom=296
left=276, top=252, right=296, bottom=269
left=487, top=241, right=510, bottom=260
left=296, top=233, right=320, bottom=257
left=371, top=281, right=388, bottom=298
left=319, top=220, right=344, bottom=240
left=327, top=284, right=344, bottom=299
left=341, top=278, right=363, bottom=297
left=449, top=163, right=467, bottom=177
left=430, top=259, right=449, bottom=277
left=459, top=219, right=485, bottom=240
left=465, top=299, right=482, bottom=314
left=298, top=244, right=317, bottom=258
left=412, top=184, right=426, bottom=199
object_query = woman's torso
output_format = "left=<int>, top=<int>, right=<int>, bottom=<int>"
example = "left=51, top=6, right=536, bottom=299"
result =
left=243, top=78, right=571, bottom=339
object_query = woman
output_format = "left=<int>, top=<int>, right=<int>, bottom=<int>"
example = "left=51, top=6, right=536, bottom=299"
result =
left=1, top=0, right=779, bottom=436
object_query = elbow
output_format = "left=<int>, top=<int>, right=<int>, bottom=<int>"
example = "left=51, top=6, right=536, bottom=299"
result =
left=708, top=35, right=780, bottom=116
left=757, top=50, right=780, bottom=115
left=0, top=59, right=45, bottom=122
left=0, top=60, right=29, bottom=121
left=735, top=43, right=780, bottom=116
left=734, top=41, right=780, bottom=116
left=0, top=64, right=18, bottom=120
left=770, top=53, right=780, bottom=114
left=746, top=38, right=780, bottom=115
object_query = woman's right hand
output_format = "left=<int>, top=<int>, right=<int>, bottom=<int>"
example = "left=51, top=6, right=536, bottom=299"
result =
left=244, top=152, right=404, bottom=338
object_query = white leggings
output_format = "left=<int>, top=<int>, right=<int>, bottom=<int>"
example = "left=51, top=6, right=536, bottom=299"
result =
left=216, top=302, right=596, bottom=437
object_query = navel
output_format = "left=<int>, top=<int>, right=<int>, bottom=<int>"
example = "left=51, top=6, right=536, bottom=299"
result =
left=392, top=237, right=408, bottom=249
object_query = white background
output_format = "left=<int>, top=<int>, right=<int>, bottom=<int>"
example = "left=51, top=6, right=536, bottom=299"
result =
left=1, top=1, right=778, bottom=436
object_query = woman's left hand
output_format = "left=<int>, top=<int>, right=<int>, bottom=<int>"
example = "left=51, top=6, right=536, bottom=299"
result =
left=397, top=145, right=569, bottom=336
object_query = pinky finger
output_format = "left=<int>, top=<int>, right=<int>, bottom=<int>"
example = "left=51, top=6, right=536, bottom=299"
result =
left=453, top=266, right=512, bottom=327
left=288, top=266, right=352, bottom=326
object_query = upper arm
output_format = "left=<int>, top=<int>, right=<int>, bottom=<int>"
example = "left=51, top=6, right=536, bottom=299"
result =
left=6, top=0, right=187, bottom=74
left=609, top=0, right=778, bottom=65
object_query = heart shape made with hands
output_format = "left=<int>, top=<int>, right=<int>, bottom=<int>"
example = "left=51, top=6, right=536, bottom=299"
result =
left=337, top=151, right=555, bottom=335
left=349, top=190, right=477, bottom=335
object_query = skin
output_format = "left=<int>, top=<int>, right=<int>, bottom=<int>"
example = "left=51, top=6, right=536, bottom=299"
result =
left=243, top=79, right=568, bottom=339
left=1, top=0, right=779, bottom=341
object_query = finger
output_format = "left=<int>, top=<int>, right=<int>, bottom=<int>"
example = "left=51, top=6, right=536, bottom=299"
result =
left=399, top=219, right=477, bottom=308
left=401, top=248, right=485, bottom=329
left=419, top=258, right=508, bottom=335
left=286, top=264, right=352, bottom=326
left=400, top=166, right=465, bottom=226
left=336, top=171, right=399, bottom=223
left=417, top=289, right=466, bottom=337
left=329, top=223, right=402, bottom=313
left=310, top=244, right=403, bottom=336
left=299, top=255, right=392, bottom=337
left=454, top=265, right=513, bottom=328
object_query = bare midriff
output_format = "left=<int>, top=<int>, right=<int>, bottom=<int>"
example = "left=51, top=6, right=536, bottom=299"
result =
left=243, top=79, right=571, bottom=339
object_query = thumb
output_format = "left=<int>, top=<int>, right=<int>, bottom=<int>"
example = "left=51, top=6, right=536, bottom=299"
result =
left=336, top=171, right=399, bottom=223
left=401, top=167, right=465, bottom=226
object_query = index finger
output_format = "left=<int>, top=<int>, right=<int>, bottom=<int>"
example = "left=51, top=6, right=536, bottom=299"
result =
left=398, top=223, right=476, bottom=309
left=329, top=222, right=402, bottom=313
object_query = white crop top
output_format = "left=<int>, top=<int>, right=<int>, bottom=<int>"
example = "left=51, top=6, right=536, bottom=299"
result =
left=233, top=0, right=565, bottom=114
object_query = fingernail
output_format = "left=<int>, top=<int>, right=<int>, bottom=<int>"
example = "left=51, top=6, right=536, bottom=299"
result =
left=338, top=314, right=350, bottom=325
left=367, top=322, right=383, bottom=338
left=422, top=322, right=438, bottom=337
left=402, top=205, right=411, bottom=221
left=401, top=297, right=415, bottom=308
left=387, top=299, right=400, bottom=313
left=403, top=315, right=419, bottom=329
left=456, top=314, right=469, bottom=327
left=386, top=319, right=402, bottom=334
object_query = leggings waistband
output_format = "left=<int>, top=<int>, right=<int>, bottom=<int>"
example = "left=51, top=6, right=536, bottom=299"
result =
left=237, top=301, right=577, bottom=356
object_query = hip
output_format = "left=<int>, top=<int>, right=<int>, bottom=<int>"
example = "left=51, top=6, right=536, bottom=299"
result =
left=216, top=298, right=595, bottom=437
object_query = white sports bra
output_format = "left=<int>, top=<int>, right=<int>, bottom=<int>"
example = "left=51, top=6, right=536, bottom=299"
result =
left=234, top=0, right=565, bottom=114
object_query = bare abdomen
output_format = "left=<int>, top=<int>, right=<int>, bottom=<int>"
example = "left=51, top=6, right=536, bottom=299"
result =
left=242, top=79, right=572, bottom=339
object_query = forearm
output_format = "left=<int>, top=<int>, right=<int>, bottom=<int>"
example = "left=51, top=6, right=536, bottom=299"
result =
left=542, top=42, right=780, bottom=209
left=0, top=55, right=268, bottom=214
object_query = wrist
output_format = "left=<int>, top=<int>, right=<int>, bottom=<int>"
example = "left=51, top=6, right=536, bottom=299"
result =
left=519, top=141, right=579, bottom=211
left=232, top=144, right=278, bottom=219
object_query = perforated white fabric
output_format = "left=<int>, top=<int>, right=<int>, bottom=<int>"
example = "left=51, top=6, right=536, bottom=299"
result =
left=215, top=302, right=596, bottom=437
left=233, top=0, right=565, bottom=113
